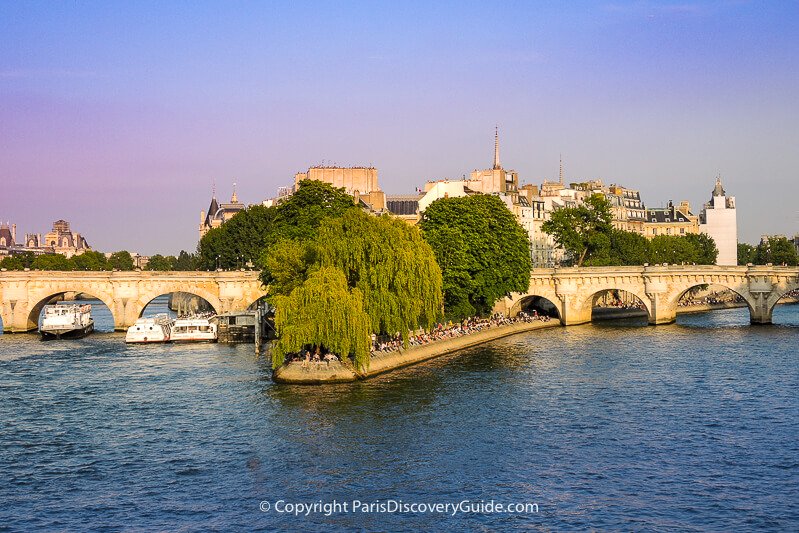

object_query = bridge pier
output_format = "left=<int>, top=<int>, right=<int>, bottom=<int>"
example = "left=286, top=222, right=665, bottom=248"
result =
left=748, top=292, right=773, bottom=325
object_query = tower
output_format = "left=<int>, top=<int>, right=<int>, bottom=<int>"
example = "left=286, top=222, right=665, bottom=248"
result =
left=699, top=175, right=737, bottom=266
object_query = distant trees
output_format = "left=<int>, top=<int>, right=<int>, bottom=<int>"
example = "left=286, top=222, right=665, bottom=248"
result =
left=542, top=197, right=718, bottom=266
left=419, top=194, right=532, bottom=319
left=107, top=251, right=135, bottom=271
left=738, top=238, right=798, bottom=266
left=198, top=180, right=358, bottom=271
left=0, top=249, right=200, bottom=271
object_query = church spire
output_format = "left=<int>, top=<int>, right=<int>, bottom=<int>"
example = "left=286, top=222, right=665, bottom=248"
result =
left=231, top=181, right=238, bottom=203
left=493, top=126, right=501, bottom=170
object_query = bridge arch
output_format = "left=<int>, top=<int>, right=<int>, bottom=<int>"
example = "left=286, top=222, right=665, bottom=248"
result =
left=132, top=287, right=222, bottom=323
left=670, top=282, right=757, bottom=323
left=509, top=294, right=561, bottom=320
left=26, top=289, right=117, bottom=332
left=575, top=286, right=653, bottom=324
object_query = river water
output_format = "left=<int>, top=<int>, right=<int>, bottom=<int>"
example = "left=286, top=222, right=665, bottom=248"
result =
left=1, top=302, right=797, bottom=531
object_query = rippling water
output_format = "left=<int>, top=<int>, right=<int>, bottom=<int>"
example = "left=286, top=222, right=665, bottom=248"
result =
left=1, top=304, right=797, bottom=531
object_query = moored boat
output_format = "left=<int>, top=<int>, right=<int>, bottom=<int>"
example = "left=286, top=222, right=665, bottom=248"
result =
left=170, top=314, right=218, bottom=342
left=125, top=314, right=174, bottom=343
left=40, top=304, right=94, bottom=340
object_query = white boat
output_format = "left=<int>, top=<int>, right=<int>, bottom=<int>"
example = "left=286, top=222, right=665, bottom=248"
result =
left=40, top=303, right=94, bottom=340
left=170, top=315, right=218, bottom=342
left=125, top=314, right=174, bottom=343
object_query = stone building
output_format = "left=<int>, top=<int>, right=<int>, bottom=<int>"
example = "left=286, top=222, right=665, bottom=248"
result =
left=42, top=220, right=91, bottom=258
left=643, top=201, right=699, bottom=239
left=699, top=177, right=737, bottom=266
left=199, top=185, right=245, bottom=240
left=294, top=166, right=386, bottom=212
left=0, top=223, right=15, bottom=249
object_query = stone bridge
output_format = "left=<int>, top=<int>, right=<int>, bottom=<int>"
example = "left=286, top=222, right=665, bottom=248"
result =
left=0, top=270, right=267, bottom=332
left=496, top=265, right=799, bottom=325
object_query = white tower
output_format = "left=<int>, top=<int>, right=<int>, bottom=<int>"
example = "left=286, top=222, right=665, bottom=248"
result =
left=699, top=176, right=737, bottom=266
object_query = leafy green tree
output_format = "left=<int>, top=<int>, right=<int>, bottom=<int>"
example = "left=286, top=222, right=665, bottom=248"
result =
left=420, top=194, right=531, bottom=318
left=608, top=229, right=650, bottom=266
left=31, top=253, right=73, bottom=270
left=146, top=254, right=176, bottom=271
left=173, top=250, right=198, bottom=271
left=198, top=181, right=357, bottom=271
left=69, top=251, right=109, bottom=271
left=649, top=235, right=698, bottom=264
left=421, top=225, right=474, bottom=319
left=683, top=233, right=718, bottom=264
left=108, top=251, right=135, bottom=271
left=0, top=256, right=24, bottom=270
left=756, top=236, right=799, bottom=266
left=14, top=251, right=35, bottom=269
left=541, top=194, right=613, bottom=266
left=738, top=242, right=757, bottom=265
left=272, top=267, right=371, bottom=371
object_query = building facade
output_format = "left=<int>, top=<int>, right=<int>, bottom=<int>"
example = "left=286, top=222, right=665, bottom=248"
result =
left=643, top=201, right=700, bottom=239
left=199, top=185, right=246, bottom=240
left=699, top=177, right=737, bottom=266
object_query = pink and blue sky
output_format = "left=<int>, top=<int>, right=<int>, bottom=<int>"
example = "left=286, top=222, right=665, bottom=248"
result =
left=1, top=1, right=797, bottom=254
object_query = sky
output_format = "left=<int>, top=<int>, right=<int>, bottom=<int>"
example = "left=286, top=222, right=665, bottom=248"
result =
left=1, top=0, right=798, bottom=254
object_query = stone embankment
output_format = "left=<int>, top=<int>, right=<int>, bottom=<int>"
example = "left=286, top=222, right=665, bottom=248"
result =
left=272, top=320, right=559, bottom=384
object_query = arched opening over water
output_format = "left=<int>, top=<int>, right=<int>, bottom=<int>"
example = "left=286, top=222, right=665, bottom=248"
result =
left=29, top=291, right=117, bottom=333
left=589, top=289, right=650, bottom=324
left=675, top=283, right=753, bottom=326
left=771, top=288, right=799, bottom=326
left=516, top=295, right=561, bottom=320
left=139, top=292, right=218, bottom=318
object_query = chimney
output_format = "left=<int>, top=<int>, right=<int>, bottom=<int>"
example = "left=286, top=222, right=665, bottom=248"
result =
left=11, top=223, right=16, bottom=243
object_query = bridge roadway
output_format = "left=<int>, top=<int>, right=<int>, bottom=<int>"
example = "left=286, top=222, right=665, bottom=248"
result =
left=1, top=265, right=797, bottom=333
left=497, top=265, right=799, bottom=326
left=0, top=270, right=267, bottom=332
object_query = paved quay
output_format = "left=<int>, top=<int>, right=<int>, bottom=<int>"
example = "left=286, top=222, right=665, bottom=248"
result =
left=272, top=319, right=559, bottom=384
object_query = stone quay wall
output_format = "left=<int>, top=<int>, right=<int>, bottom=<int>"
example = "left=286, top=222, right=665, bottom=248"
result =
left=272, top=319, right=559, bottom=385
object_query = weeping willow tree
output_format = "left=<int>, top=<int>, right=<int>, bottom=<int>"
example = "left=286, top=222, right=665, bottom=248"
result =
left=265, top=209, right=444, bottom=370
left=272, top=267, right=371, bottom=371
left=315, top=210, right=443, bottom=342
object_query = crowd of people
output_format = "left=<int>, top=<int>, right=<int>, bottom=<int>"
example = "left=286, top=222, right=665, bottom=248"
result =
left=678, top=291, right=745, bottom=307
left=371, top=311, right=551, bottom=356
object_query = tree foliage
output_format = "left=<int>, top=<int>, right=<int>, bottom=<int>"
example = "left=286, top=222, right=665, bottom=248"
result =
left=272, top=267, right=371, bottom=371
left=146, top=254, right=176, bottom=271
left=264, top=209, right=444, bottom=370
left=542, top=196, right=719, bottom=266
left=198, top=180, right=358, bottom=271
left=69, top=251, right=109, bottom=271
left=738, top=242, right=757, bottom=265
left=108, top=250, right=135, bottom=271
left=0, top=256, right=24, bottom=270
left=420, top=194, right=532, bottom=319
left=31, top=253, right=72, bottom=270
left=542, top=194, right=614, bottom=266
left=755, top=236, right=799, bottom=266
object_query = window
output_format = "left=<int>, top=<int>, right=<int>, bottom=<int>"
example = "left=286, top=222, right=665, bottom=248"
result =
left=680, top=228, right=685, bottom=234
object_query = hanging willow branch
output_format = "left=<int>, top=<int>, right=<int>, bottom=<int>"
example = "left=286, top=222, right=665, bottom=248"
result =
left=272, top=267, right=371, bottom=371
